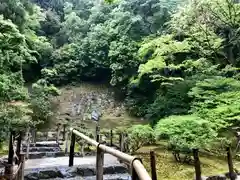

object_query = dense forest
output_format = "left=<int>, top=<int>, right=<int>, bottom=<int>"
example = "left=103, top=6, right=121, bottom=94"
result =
left=1, top=0, right=240, bottom=153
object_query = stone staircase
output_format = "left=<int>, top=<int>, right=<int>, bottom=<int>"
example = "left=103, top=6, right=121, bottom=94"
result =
left=22, top=141, right=65, bottom=159
left=22, top=133, right=131, bottom=179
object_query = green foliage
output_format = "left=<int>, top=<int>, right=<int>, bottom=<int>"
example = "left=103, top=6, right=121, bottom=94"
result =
left=0, top=73, right=28, bottom=102
left=36, top=0, right=181, bottom=87
left=127, top=125, right=155, bottom=152
left=0, top=103, right=32, bottom=141
left=1, top=0, right=240, bottom=154
left=0, top=0, right=59, bottom=145
left=155, top=115, right=218, bottom=151
left=146, top=79, right=194, bottom=121
left=170, top=0, right=240, bottom=65
left=0, top=16, right=37, bottom=73
left=30, top=80, right=60, bottom=128
left=189, top=76, right=240, bottom=128
left=109, top=37, right=139, bottom=88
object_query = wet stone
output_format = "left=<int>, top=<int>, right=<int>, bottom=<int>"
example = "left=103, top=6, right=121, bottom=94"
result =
left=38, top=169, right=63, bottom=179
left=103, top=165, right=128, bottom=175
left=206, top=175, right=227, bottom=180
left=76, top=167, right=96, bottom=176
left=25, top=172, right=39, bottom=180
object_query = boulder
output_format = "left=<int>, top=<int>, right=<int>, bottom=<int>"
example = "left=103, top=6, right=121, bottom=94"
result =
left=104, top=165, right=128, bottom=175
left=38, top=169, right=63, bottom=179
left=206, top=175, right=227, bottom=180
left=25, top=172, right=39, bottom=180
left=76, top=167, right=96, bottom=176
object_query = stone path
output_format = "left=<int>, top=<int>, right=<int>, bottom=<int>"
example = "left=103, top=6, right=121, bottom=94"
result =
left=25, top=154, right=120, bottom=169
left=23, top=134, right=130, bottom=179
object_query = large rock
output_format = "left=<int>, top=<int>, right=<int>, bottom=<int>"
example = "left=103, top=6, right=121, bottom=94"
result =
left=38, top=169, right=63, bottom=179
left=25, top=164, right=129, bottom=179
left=104, top=165, right=128, bottom=175
left=76, top=167, right=96, bottom=176
left=25, top=172, right=39, bottom=180
left=206, top=175, right=227, bottom=180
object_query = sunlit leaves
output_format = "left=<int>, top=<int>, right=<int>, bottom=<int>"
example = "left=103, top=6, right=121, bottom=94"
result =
left=155, top=115, right=218, bottom=151
left=128, top=125, right=155, bottom=152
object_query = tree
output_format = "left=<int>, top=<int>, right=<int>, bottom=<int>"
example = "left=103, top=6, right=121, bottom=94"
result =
left=170, top=0, right=240, bottom=66
left=189, top=76, right=240, bottom=128
left=0, top=16, right=37, bottom=73
left=29, top=79, right=60, bottom=129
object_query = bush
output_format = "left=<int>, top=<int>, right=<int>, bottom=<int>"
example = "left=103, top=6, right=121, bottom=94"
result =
left=127, top=125, right=155, bottom=153
left=155, top=115, right=220, bottom=163
left=155, top=115, right=218, bottom=152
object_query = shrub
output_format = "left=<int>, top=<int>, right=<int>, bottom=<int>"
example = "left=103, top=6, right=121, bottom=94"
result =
left=127, top=125, right=155, bottom=153
left=155, top=115, right=218, bottom=152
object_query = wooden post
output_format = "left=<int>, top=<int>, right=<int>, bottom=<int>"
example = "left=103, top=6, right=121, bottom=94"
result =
left=5, top=131, right=14, bottom=175
left=8, top=131, right=14, bottom=164
left=119, top=133, right=122, bottom=150
left=65, top=132, right=69, bottom=155
left=26, top=128, right=30, bottom=159
left=98, top=134, right=101, bottom=143
left=56, top=123, right=60, bottom=143
left=193, top=149, right=201, bottom=180
left=96, top=125, right=100, bottom=142
left=45, top=131, right=48, bottom=141
left=150, top=151, right=157, bottom=180
left=63, top=124, right=66, bottom=141
left=31, top=129, right=36, bottom=143
left=69, top=131, right=76, bottom=167
left=123, top=133, right=129, bottom=152
left=17, top=154, right=25, bottom=180
left=120, top=133, right=124, bottom=152
left=81, top=143, right=85, bottom=157
left=16, top=132, right=22, bottom=164
left=110, top=130, right=113, bottom=146
left=227, top=147, right=235, bottom=180
left=96, top=145, right=104, bottom=180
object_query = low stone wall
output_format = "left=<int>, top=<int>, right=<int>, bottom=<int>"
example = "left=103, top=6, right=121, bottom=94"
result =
left=24, top=164, right=129, bottom=180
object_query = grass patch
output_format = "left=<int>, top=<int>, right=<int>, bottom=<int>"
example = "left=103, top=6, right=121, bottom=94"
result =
left=82, top=113, right=147, bottom=130
left=137, top=145, right=240, bottom=180
left=0, top=142, right=9, bottom=156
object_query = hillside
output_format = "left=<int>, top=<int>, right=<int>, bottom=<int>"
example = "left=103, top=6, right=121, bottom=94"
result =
left=53, top=83, right=146, bottom=131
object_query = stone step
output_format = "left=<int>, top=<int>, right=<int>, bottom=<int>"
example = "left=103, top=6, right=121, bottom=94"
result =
left=44, top=173, right=131, bottom=180
left=24, top=164, right=129, bottom=180
left=22, top=146, right=61, bottom=153
left=36, top=137, right=60, bottom=141
left=24, top=151, right=66, bottom=159
left=23, top=141, right=63, bottom=148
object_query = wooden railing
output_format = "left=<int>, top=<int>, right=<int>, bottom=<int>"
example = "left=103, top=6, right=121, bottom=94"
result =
left=0, top=154, right=25, bottom=180
left=68, top=128, right=152, bottom=180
